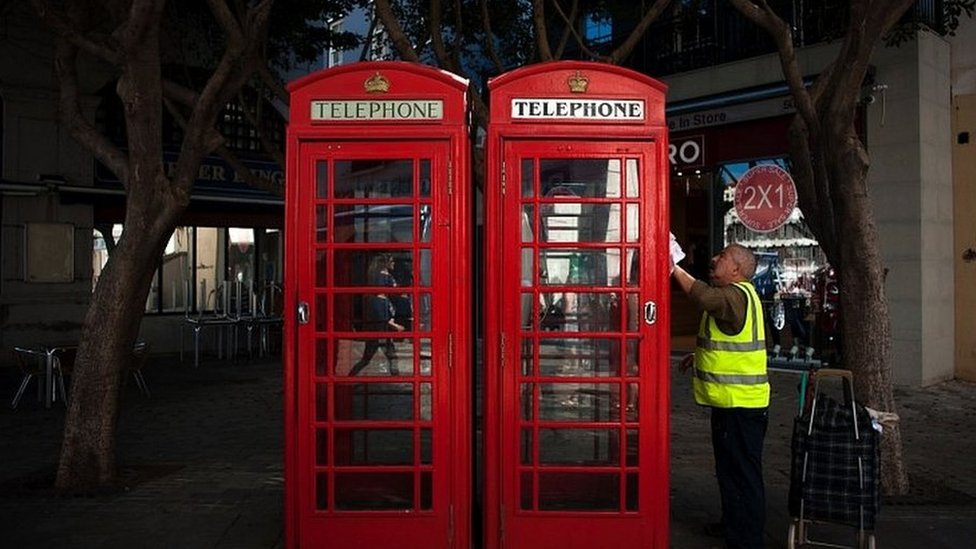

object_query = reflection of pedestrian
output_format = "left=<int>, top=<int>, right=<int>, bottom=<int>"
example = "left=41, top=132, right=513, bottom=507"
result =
left=350, top=254, right=404, bottom=376
left=672, top=244, right=769, bottom=549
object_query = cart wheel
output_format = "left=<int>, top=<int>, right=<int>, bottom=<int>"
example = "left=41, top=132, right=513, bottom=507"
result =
left=787, top=520, right=799, bottom=549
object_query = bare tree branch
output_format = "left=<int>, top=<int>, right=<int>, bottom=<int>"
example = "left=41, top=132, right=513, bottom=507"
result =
left=532, top=0, right=553, bottom=61
left=550, top=0, right=606, bottom=61
left=373, top=0, right=421, bottom=62
left=238, top=89, right=285, bottom=168
left=607, top=0, right=672, bottom=65
left=553, top=0, right=579, bottom=59
left=429, top=0, right=457, bottom=70
left=479, top=0, right=505, bottom=72
left=31, top=0, right=122, bottom=64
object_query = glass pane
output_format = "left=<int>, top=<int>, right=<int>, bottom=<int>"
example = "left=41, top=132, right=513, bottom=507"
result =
left=521, top=429, right=533, bottom=464
left=334, top=429, right=414, bottom=465
left=537, top=292, right=619, bottom=332
left=539, top=429, right=619, bottom=465
left=521, top=248, right=533, bottom=287
left=539, top=338, right=620, bottom=377
left=316, top=473, right=329, bottom=510
left=520, top=383, right=533, bottom=420
left=541, top=203, right=620, bottom=243
left=418, top=293, right=431, bottom=331
left=160, top=227, right=193, bottom=313
left=316, top=206, right=328, bottom=243
left=520, top=472, right=534, bottom=510
left=333, top=336, right=410, bottom=376
left=316, top=429, right=329, bottom=465
left=420, top=250, right=431, bottom=286
left=421, top=428, right=432, bottom=464
left=626, top=158, right=639, bottom=197
left=626, top=294, right=639, bottom=333
left=539, top=384, right=620, bottom=422
left=316, top=250, right=328, bottom=287
left=521, top=205, right=535, bottom=243
left=316, top=384, right=329, bottom=421
left=420, top=205, right=432, bottom=242
left=626, top=473, right=638, bottom=511
left=520, top=338, right=533, bottom=375
left=419, top=159, right=431, bottom=198
left=626, top=339, right=640, bottom=376
left=626, top=429, right=638, bottom=467
left=334, top=159, right=413, bottom=198
left=333, top=250, right=412, bottom=287
left=316, top=160, right=329, bottom=198
left=420, top=338, right=432, bottom=376
left=420, top=383, right=431, bottom=420
left=626, top=249, right=639, bottom=286
left=316, top=339, right=328, bottom=376
left=539, top=249, right=622, bottom=287
left=333, top=204, right=414, bottom=243
left=228, top=227, right=255, bottom=287
left=421, top=471, right=433, bottom=510
left=335, top=472, right=413, bottom=510
left=521, top=158, right=534, bottom=197
left=196, top=228, right=219, bottom=311
left=521, top=293, right=534, bottom=331
left=334, top=383, right=413, bottom=420
left=539, top=159, right=620, bottom=198
left=315, top=294, right=328, bottom=332
left=626, top=384, right=639, bottom=422
left=538, top=472, right=619, bottom=511
left=626, top=204, right=639, bottom=242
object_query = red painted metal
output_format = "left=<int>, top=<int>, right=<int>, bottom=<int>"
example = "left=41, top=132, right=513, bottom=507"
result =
left=286, top=62, right=471, bottom=549
left=485, top=61, right=671, bottom=549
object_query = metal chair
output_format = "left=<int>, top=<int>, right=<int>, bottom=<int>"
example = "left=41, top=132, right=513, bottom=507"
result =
left=127, top=341, right=151, bottom=397
left=11, top=347, right=45, bottom=409
left=181, top=282, right=237, bottom=367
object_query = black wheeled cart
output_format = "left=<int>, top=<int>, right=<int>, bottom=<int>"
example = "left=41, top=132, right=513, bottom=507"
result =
left=787, top=369, right=880, bottom=549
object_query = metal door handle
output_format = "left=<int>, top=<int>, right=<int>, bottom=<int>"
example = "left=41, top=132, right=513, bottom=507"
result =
left=644, top=300, right=657, bottom=325
left=297, top=302, right=309, bottom=325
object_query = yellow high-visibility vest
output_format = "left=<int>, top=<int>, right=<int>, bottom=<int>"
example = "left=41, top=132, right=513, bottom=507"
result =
left=692, top=280, right=769, bottom=408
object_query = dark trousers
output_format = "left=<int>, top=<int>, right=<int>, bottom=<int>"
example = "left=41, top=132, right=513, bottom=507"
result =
left=350, top=338, right=398, bottom=376
left=711, top=406, right=768, bottom=549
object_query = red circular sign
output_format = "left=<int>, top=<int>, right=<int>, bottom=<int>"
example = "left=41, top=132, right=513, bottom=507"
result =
left=733, top=165, right=797, bottom=233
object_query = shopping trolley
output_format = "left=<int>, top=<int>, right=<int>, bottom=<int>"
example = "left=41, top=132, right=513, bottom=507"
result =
left=787, top=369, right=879, bottom=549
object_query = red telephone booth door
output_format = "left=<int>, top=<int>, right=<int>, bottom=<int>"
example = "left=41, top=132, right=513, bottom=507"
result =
left=493, top=140, right=670, bottom=548
left=292, top=141, right=461, bottom=547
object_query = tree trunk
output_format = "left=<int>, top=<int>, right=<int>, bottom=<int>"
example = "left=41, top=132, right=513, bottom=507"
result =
left=55, top=203, right=179, bottom=492
left=832, top=146, right=911, bottom=495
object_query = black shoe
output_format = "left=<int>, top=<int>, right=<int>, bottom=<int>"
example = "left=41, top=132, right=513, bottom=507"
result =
left=703, top=522, right=725, bottom=538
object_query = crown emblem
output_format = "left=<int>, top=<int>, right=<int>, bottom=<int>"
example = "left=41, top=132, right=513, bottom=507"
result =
left=364, top=72, right=390, bottom=94
left=567, top=71, right=589, bottom=93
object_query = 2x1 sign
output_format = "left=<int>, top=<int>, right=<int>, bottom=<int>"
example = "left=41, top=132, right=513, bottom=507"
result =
left=733, top=165, right=797, bottom=233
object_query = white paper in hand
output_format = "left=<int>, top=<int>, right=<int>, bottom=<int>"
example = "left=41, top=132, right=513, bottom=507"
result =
left=669, top=232, right=686, bottom=268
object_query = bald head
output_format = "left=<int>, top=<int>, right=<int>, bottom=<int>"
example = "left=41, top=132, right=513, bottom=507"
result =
left=726, top=244, right=757, bottom=280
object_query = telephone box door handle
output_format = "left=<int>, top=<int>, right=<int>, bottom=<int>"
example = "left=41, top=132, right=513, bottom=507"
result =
left=297, top=302, right=310, bottom=325
left=644, top=300, right=657, bottom=325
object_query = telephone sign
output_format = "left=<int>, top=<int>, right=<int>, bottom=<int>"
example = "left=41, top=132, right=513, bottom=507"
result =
left=733, top=165, right=797, bottom=232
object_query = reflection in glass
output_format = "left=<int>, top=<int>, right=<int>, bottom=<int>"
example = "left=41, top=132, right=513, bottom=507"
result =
left=335, top=472, right=413, bottom=510
left=334, top=429, right=414, bottom=465
left=316, top=206, right=328, bottom=243
left=421, top=471, right=433, bottom=510
left=420, top=204, right=433, bottom=242
left=520, top=383, right=533, bottom=420
left=626, top=158, right=639, bottom=197
left=418, top=293, right=431, bottom=331
left=536, top=292, right=619, bottom=332
left=316, top=160, right=329, bottom=198
left=521, top=429, right=533, bottom=464
left=540, top=203, right=620, bottom=243
left=521, top=248, right=533, bottom=287
left=626, top=249, right=639, bottom=286
left=334, top=383, right=413, bottom=420
left=521, top=472, right=534, bottom=510
left=539, top=384, right=620, bottom=422
left=316, top=473, right=329, bottom=510
left=419, top=159, right=431, bottom=197
left=316, top=429, right=328, bottom=465
left=626, top=383, right=639, bottom=422
left=334, top=337, right=413, bottom=376
left=334, top=159, right=413, bottom=198
left=521, top=158, right=534, bottom=197
left=420, top=250, right=432, bottom=286
left=521, top=293, right=534, bottom=331
left=316, top=339, right=328, bottom=376
left=626, top=339, right=640, bottom=376
left=420, top=383, right=432, bottom=420
left=520, top=338, right=533, bottom=375
left=315, top=294, right=328, bottom=332
left=333, top=249, right=413, bottom=287
left=521, top=205, right=535, bottom=243
left=538, top=338, right=619, bottom=376
left=538, top=249, right=621, bottom=287
left=316, top=384, right=328, bottom=421
left=626, top=204, right=639, bottom=242
left=333, top=204, right=414, bottom=243
left=539, top=428, right=619, bottom=465
left=626, top=473, right=639, bottom=511
left=627, top=429, right=639, bottom=467
left=538, top=472, right=620, bottom=511
left=420, top=338, right=432, bottom=376
left=316, top=250, right=328, bottom=287
left=539, top=159, right=620, bottom=198
left=421, top=428, right=432, bottom=464
left=627, top=293, right=640, bottom=333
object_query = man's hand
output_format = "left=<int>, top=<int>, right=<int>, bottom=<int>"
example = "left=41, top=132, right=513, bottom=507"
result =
left=678, top=354, right=694, bottom=373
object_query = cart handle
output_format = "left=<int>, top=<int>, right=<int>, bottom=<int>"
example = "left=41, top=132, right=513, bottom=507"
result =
left=807, top=368, right=861, bottom=440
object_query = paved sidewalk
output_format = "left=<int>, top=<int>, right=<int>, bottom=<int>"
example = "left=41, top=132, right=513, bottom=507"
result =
left=1, top=353, right=974, bottom=548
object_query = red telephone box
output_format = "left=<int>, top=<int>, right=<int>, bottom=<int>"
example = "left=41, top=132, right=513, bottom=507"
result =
left=484, top=61, right=670, bottom=549
left=285, top=62, right=471, bottom=548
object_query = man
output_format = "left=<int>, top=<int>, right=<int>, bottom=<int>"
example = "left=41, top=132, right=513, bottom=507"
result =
left=672, top=243, right=769, bottom=549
